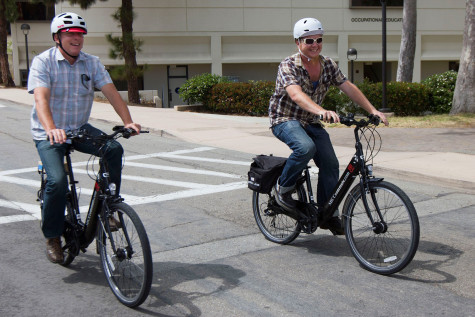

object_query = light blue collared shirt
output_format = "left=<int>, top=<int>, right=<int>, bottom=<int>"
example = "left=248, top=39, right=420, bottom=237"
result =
left=28, top=47, right=112, bottom=140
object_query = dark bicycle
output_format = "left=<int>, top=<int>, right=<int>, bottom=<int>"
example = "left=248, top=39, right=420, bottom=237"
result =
left=251, top=114, right=420, bottom=275
left=37, top=126, right=153, bottom=307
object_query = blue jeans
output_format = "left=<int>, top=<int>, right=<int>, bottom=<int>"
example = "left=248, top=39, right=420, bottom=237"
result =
left=272, top=120, right=339, bottom=208
left=35, top=124, right=123, bottom=238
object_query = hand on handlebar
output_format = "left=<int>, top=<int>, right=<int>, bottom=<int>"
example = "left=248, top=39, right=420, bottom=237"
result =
left=47, top=128, right=67, bottom=145
left=318, top=111, right=340, bottom=124
left=372, top=111, right=389, bottom=126
left=124, top=122, right=142, bottom=136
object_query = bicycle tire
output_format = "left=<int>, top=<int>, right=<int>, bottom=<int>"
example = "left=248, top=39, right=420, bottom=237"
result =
left=59, top=200, right=77, bottom=267
left=253, top=184, right=306, bottom=244
left=97, top=202, right=153, bottom=308
left=343, top=181, right=420, bottom=275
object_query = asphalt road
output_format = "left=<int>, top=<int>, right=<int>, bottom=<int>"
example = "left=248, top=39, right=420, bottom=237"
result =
left=1, top=100, right=475, bottom=316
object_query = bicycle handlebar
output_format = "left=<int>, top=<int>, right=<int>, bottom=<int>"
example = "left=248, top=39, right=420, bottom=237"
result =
left=64, top=126, right=149, bottom=142
left=319, top=113, right=380, bottom=127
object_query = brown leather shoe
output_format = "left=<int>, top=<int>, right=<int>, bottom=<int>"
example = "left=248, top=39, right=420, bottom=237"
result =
left=46, top=237, right=64, bottom=264
left=108, top=215, right=122, bottom=232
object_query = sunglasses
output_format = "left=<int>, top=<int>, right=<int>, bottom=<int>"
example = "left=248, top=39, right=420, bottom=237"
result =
left=301, top=38, right=323, bottom=45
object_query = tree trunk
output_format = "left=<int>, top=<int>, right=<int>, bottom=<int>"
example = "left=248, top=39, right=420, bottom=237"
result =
left=451, top=0, right=475, bottom=114
left=0, top=0, right=15, bottom=87
left=120, top=0, right=140, bottom=104
left=396, top=0, right=417, bottom=82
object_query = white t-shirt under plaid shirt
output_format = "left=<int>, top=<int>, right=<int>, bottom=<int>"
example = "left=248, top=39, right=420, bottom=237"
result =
left=28, top=47, right=113, bottom=140
left=269, top=53, right=347, bottom=127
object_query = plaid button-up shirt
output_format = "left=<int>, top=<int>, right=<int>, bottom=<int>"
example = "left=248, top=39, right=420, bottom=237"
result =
left=269, top=53, right=347, bottom=127
left=28, top=47, right=112, bottom=140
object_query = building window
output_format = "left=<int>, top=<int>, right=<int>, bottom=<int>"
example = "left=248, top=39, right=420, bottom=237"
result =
left=16, top=0, right=55, bottom=21
left=449, top=61, right=460, bottom=72
left=350, top=0, right=403, bottom=8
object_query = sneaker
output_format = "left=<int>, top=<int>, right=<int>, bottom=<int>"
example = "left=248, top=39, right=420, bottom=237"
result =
left=46, top=237, right=64, bottom=264
left=108, top=215, right=122, bottom=232
left=273, top=183, right=297, bottom=212
left=320, top=216, right=344, bottom=235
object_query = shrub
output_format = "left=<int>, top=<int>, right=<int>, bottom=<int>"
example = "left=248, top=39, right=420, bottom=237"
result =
left=321, top=86, right=352, bottom=113
left=422, top=70, right=458, bottom=114
left=207, top=81, right=274, bottom=115
left=323, top=80, right=430, bottom=116
left=386, top=81, right=430, bottom=116
left=180, top=73, right=435, bottom=116
left=179, top=73, right=229, bottom=105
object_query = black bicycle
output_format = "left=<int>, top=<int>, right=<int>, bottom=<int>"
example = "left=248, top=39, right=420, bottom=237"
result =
left=37, top=126, right=153, bottom=307
left=252, top=114, right=420, bottom=275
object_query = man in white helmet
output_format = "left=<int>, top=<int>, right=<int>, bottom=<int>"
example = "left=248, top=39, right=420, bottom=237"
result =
left=28, top=12, right=142, bottom=263
left=269, top=18, right=388, bottom=234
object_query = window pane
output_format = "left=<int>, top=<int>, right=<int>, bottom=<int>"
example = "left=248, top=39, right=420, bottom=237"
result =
left=351, top=0, right=403, bottom=7
left=16, top=1, right=55, bottom=21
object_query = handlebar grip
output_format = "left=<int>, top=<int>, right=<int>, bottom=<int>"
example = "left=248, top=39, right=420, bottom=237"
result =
left=368, top=114, right=381, bottom=126
left=318, top=114, right=336, bottom=124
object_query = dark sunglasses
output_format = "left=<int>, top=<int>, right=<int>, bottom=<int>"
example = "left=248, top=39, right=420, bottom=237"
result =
left=301, top=38, right=323, bottom=45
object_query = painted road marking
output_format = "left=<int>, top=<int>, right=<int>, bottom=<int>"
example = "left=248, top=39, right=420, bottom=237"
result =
left=0, top=147, right=250, bottom=225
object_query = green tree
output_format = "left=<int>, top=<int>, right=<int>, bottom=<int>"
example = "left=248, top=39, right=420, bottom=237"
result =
left=0, top=0, right=18, bottom=87
left=106, top=0, right=143, bottom=104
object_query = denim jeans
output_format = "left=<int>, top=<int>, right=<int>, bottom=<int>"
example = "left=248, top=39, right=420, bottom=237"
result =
left=272, top=120, right=339, bottom=208
left=35, top=123, right=123, bottom=238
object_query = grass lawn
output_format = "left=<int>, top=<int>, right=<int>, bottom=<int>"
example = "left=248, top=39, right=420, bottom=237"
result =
left=326, top=113, right=475, bottom=128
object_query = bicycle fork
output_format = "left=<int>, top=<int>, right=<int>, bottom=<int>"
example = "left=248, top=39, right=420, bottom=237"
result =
left=358, top=177, right=387, bottom=234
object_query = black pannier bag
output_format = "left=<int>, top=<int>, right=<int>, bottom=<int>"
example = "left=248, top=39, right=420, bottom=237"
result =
left=248, top=155, right=287, bottom=193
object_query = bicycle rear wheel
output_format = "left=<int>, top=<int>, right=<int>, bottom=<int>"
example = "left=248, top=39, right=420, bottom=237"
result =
left=253, top=185, right=305, bottom=244
left=97, top=202, right=153, bottom=307
left=343, top=181, right=419, bottom=275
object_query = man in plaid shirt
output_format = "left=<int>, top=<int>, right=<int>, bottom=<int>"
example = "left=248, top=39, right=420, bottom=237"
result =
left=28, top=13, right=141, bottom=263
left=269, top=18, right=388, bottom=234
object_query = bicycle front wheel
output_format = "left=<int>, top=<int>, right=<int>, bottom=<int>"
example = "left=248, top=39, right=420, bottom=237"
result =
left=343, top=181, right=419, bottom=275
left=60, top=200, right=77, bottom=267
left=97, top=202, right=153, bottom=307
left=253, top=184, right=306, bottom=244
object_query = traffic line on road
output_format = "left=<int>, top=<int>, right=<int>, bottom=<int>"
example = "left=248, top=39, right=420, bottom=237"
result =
left=125, top=162, right=242, bottom=178
left=0, top=147, right=250, bottom=225
left=0, top=199, right=40, bottom=224
left=126, top=181, right=247, bottom=205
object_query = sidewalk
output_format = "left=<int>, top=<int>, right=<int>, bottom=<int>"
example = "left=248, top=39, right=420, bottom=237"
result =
left=1, top=87, right=474, bottom=188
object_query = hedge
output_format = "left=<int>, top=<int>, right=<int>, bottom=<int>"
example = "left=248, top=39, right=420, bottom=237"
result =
left=422, top=70, right=458, bottom=114
left=184, top=72, right=456, bottom=116
left=205, top=80, right=431, bottom=116
left=206, top=81, right=274, bottom=115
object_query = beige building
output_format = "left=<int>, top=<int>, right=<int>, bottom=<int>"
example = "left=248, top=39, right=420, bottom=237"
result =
left=10, top=0, right=465, bottom=107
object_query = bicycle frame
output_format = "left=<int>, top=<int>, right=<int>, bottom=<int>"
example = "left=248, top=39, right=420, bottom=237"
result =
left=62, top=143, right=117, bottom=252
left=299, top=124, right=385, bottom=228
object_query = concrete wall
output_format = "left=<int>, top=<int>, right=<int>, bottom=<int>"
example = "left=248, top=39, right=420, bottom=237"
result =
left=10, top=0, right=465, bottom=105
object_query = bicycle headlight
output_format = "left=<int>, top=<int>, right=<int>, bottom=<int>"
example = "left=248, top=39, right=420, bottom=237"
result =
left=367, top=164, right=373, bottom=177
left=109, top=183, right=117, bottom=196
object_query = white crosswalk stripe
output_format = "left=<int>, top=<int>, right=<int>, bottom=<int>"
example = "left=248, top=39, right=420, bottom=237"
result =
left=0, top=147, right=250, bottom=225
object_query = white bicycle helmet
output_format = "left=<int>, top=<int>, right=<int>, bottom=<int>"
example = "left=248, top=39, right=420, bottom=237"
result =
left=293, top=18, right=324, bottom=39
left=50, top=12, right=87, bottom=38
